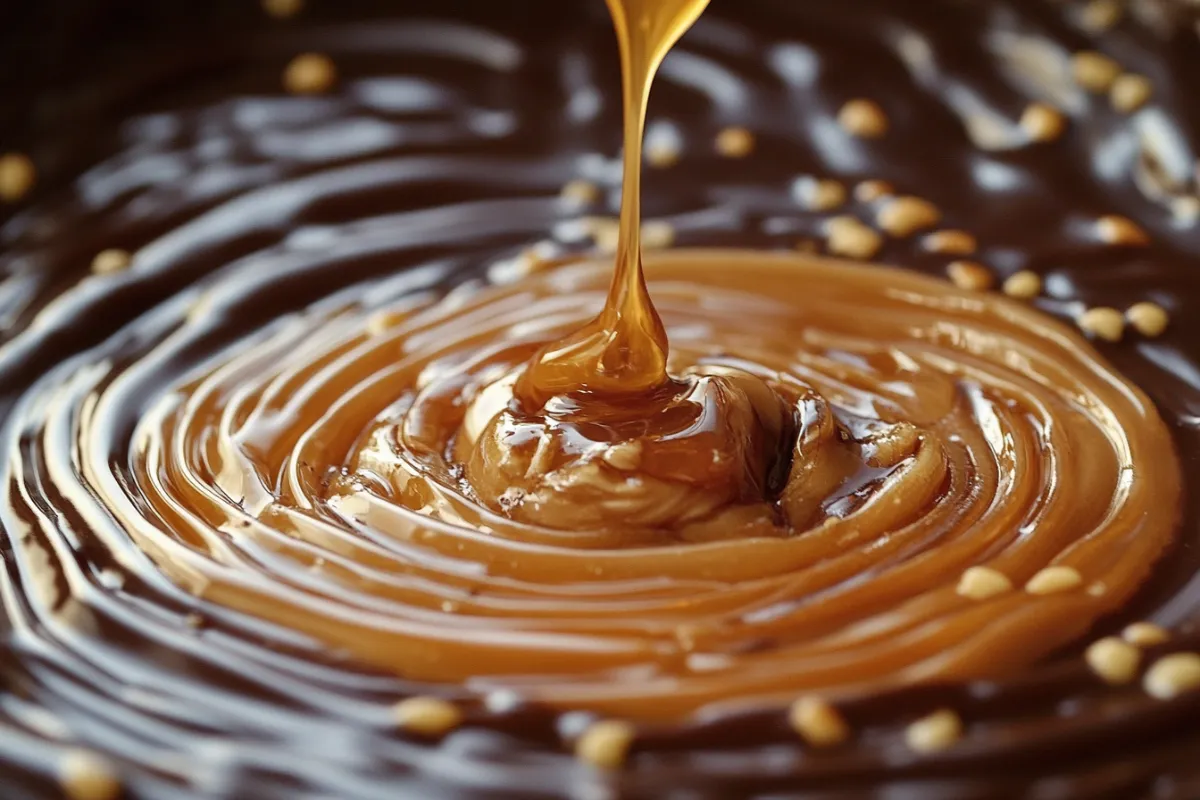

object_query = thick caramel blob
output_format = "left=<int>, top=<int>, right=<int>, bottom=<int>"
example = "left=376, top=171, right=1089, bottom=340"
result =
left=115, top=250, right=1181, bottom=719
left=463, top=369, right=787, bottom=535
left=451, top=354, right=937, bottom=538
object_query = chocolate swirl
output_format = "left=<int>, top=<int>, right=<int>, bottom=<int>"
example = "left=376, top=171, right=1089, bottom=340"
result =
left=2, top=1, right=1200, bottom=798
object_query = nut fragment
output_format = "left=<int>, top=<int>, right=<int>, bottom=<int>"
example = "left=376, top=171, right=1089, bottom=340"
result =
left=877, top=196, right=941, bottom=237
left=1020, top=102, right=1067, bottom=143
left=1096, top=215, right=1149, bottom=246
left=0, top=152, right=36, bottom=202
left=646, top=141, right=681, bottom=168
left=284, top=53, right=337, bottom=95
left=263, top=0, right=303, bottom=17
left=1110, top=74, right=1152, bottom=114
left=1072, top=51, right=1122, bottom=93
left=947, top=260, right=994, bottom=292
left=1077, top=307, right=1125, bottom=343
left=1123, top=622, right=1170, bottom=648
left=583, top=216, right=620, bottom=253
left=825, top=216, right=883, bottom=260
left=793, top=177, right=847, bottom=212
left=715, top=126, right=755, bottom=158
left=854, top=180, right=894, bottom=203
left=1025, top=565, right=1084, bottom=595
left=1080, top=0, right=1123, bottom=32
left=59, top=750, right=121, bottom=800
left=1143, top=653, right=1200, bottom=700
left=91, top=249, right=133, bottom=276
left=1085, top=636, right=1142, bottom=685
left=788, top=696, right=850, bottom=747
left=642, top=220, right=676, bottom=250
left=393, top=696, right=464, bottom=737
left=838, top=99, right=889, bottom=139
left=1126, top=302, right=1169, bottom=338
left=1002, top=270, right=1042, bottom=300
left=905, top=709, right=963, bottom=753
left=956, top=566, right=1013, bottom=601
left=923, top=229, right=977, bottom=256
left=576, top=720, right=636, bottom=769
left=560, top=179, right=600, bottom=205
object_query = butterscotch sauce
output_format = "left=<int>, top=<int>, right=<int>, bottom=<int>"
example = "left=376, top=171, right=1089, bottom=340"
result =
left=4, top=1, right=1200, bottom=797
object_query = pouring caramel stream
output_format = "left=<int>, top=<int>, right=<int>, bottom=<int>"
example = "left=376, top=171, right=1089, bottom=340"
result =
left=514, top=0, right=709, bottom=406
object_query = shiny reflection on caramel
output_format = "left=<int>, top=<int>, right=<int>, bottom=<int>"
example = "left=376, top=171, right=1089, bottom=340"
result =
left=112, top=249, right=1179, bottom=720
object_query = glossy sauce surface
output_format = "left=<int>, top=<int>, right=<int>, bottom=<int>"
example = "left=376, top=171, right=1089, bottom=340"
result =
left=1, top=1, right=1200, bottom=798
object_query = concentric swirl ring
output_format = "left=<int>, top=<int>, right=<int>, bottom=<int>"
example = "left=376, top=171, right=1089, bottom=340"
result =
left=78, top=247, right=1178, bottom=721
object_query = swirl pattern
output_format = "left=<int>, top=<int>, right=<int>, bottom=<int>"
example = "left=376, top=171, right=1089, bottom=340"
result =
left=113, top=245, right=1177, bottom=722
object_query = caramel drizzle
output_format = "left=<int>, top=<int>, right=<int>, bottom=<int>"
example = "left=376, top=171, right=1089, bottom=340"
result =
left=514, top=0, right=709, bottom=407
